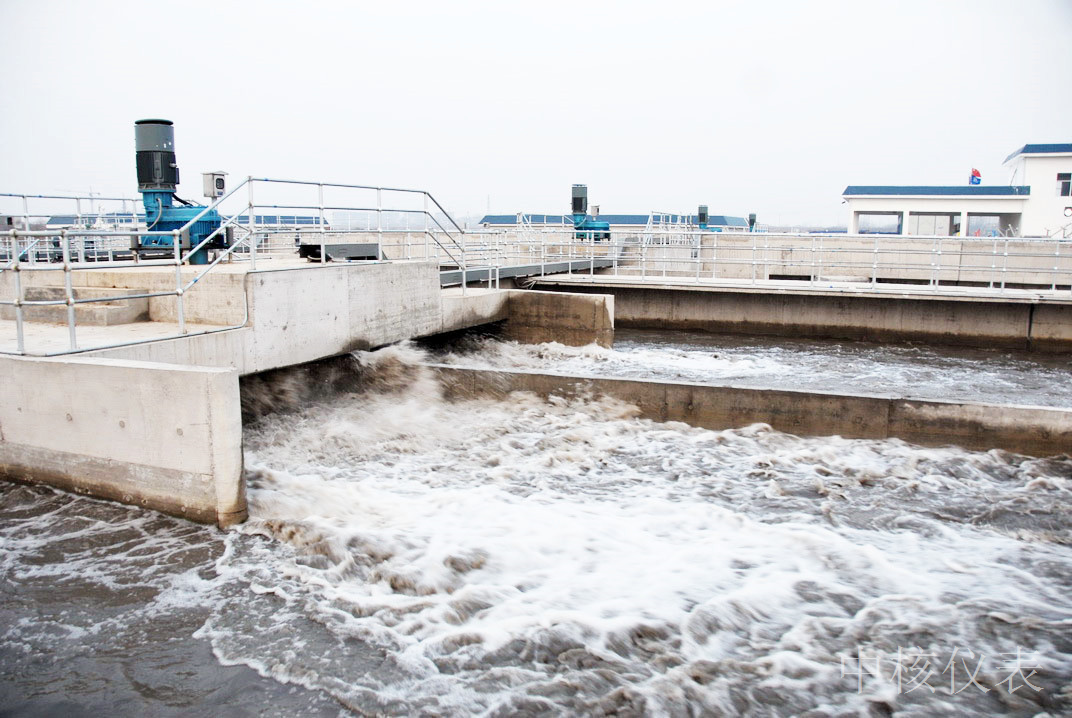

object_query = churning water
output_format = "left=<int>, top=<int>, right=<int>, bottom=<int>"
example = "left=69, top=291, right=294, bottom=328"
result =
left=433, top=329, right=1072, bottom=407
left=2, top=338, right=1071, bottom=717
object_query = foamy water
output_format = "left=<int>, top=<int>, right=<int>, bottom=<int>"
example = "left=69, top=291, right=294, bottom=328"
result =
left=433, top=329, right=1072, bottom=407
left=2, top=343, right=1070, bottom=716
left=211, top=345, right=1072, bottom=715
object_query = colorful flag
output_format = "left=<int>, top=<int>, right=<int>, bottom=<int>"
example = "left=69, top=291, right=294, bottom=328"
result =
left=969, top=168, right=981, bottom=185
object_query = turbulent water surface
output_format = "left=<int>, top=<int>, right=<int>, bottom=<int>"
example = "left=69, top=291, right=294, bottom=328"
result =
left=2, top=338, right=1071, bottom=717
left=433, top=329, right=1072, bottom=407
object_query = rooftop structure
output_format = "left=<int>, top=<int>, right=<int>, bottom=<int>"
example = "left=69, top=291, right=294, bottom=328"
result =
left=843, top=143, right=1072, bottom=237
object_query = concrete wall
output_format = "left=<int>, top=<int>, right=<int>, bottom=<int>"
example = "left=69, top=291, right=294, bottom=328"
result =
left=88, top=261, right=445, bottom=374
left=0, top=265, right=248, bottom=326
left=89, top=275, right=615, bottom=370
left=433, top=365, right=1072, bottom=458
left=0, top=355, right=244, bottom=526
left=530, top=281, right=1072, bottom=351
left=503, top=289, right=613, bottom=347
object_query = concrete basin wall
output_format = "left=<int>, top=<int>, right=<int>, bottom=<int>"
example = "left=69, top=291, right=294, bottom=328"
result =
left=503, top=289, right=614, bottom=348
left=90, top=261, right=446, bottom=374
left=433, top=365, right=1072, bottom=458
left=91, top=269, right=616, bottom=372
left=0, top=355, right=245, bottom=526
left=532, top=282, right=1072, bottom=351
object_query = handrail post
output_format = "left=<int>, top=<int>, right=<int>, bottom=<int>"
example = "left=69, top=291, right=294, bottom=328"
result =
left=1001, top=238, right=1009, bottom=292
left=377, top=187, right=383, bottom=249
left=711, top=231, right=717, bottom=281
left=61, top=229, right=77, bottom=350
left=11, top=229, right=25, bottom=354
left=318, top=182, right=326, bottom=264
left=751, top=231, right=757, bottom=285
left=590, top=232, right=595, bottom=279
left=989, top=238, right=998, bottom=290
left=247, top=178, right=257, bottom=270
left=20, top=195, right=30, bottom=259
left=174, top=229, right=186, bottom=335
left=695, top=231, right=701, bottom=283
left=815, top=234, right=822, bottom=284
left=423, top=194, right=430, bottom=261
left=871, top=234, right=879, bottom=287
left=541, top=234, right=546, bottom=277
left=1053, top=241, right=1060, bottom=292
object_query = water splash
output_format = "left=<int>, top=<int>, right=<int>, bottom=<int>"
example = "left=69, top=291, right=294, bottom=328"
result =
left=209, top=343, right=1072, bottom=716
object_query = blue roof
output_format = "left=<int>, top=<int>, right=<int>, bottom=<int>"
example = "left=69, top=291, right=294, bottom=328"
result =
left=479, top=213, right=748, bottom=227
left=843, top=185, right=1030, bottom=197
left=47, top=213, right=145, bottom=224
left=46, top=213, right=324, bottom=226
left=1004, top=143, right=1072, bottom=163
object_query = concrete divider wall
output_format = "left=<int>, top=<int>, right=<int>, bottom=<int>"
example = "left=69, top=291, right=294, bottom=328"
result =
left=82, top=266, right=615, bottom=372
left=433, top=365, right=1072, bottom=457
left=503, top=289, right=614, bottom=347
left=533, top=283, right=1072, bottom=351
left=0, top=355, right=245, bottom=526
left=90, top=261, right=446, bottom=374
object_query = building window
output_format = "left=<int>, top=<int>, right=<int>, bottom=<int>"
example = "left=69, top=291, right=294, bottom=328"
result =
left=1059, top=172, right=1071, bottom=197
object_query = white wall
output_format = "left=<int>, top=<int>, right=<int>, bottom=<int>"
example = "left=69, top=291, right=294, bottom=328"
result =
left=1013, top=153, right=1072, bottom=236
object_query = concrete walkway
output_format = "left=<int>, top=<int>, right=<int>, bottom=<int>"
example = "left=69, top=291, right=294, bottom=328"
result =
left=0, top=318, right=233, bottom=356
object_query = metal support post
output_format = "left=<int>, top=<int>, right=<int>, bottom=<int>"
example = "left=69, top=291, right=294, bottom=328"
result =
left=871, top=235, right=880, bottom=286
left=11, top=229, right=25, bottom=354
left=377, top=188, right=383, bottom=249
left=318, top=183, right=326, bottom=264
left=751, top=232, right=757, bottom=285
left=61, top=230, right=77, bottom=350
left=1053, top=242, right=1060, bottom=292
left=1001, top=239, right=1009, bottom=292
left=174, top=230, right=186, bottom=334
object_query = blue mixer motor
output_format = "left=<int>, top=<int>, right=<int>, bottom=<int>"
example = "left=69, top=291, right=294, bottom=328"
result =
left=134, top=119, right=227, bottom=264
left=570, top=184, right=610, bottom=241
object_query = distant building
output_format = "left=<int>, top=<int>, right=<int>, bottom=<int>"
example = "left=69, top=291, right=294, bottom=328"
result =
left=843, top=143, right=1072, bottom=237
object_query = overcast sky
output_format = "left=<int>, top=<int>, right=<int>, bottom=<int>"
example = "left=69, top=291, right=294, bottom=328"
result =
left=2, top=0, right=1070, bottom=226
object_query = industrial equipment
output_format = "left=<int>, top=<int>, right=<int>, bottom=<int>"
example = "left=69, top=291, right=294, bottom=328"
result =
left=697, top=204, right=709, bottom=230
left=134, top=119, right=229, bottom=264
left=570, top=184, right=610, bottom=241
left=748, top=213, right=757, bottom=231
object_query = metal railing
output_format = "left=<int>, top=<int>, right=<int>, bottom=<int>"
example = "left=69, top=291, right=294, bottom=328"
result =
left=6, top=183, right=1070, bottom=357
left=0, top=177, right=477, bottom=356
left=455, top=227, right=1071, bottom=295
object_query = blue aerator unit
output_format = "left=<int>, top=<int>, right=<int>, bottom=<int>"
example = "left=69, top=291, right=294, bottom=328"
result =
left=570, top=184, right=610, bottom=241
left=134, top=119, right=227, bottom=264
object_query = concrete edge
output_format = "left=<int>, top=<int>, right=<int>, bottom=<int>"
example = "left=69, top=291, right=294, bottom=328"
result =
left=428, top=364, right=1072, bottom=458
left=0, top=354, right=246, bottom=527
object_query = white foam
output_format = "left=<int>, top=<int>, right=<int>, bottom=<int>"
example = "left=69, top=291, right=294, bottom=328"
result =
left=205, top=346, right=1072, bottom=714
left=435, top=332, right=1072, bottom=407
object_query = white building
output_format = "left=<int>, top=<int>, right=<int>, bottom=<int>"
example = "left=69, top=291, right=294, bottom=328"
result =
left=844, top=143, right=1072, bottom=238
